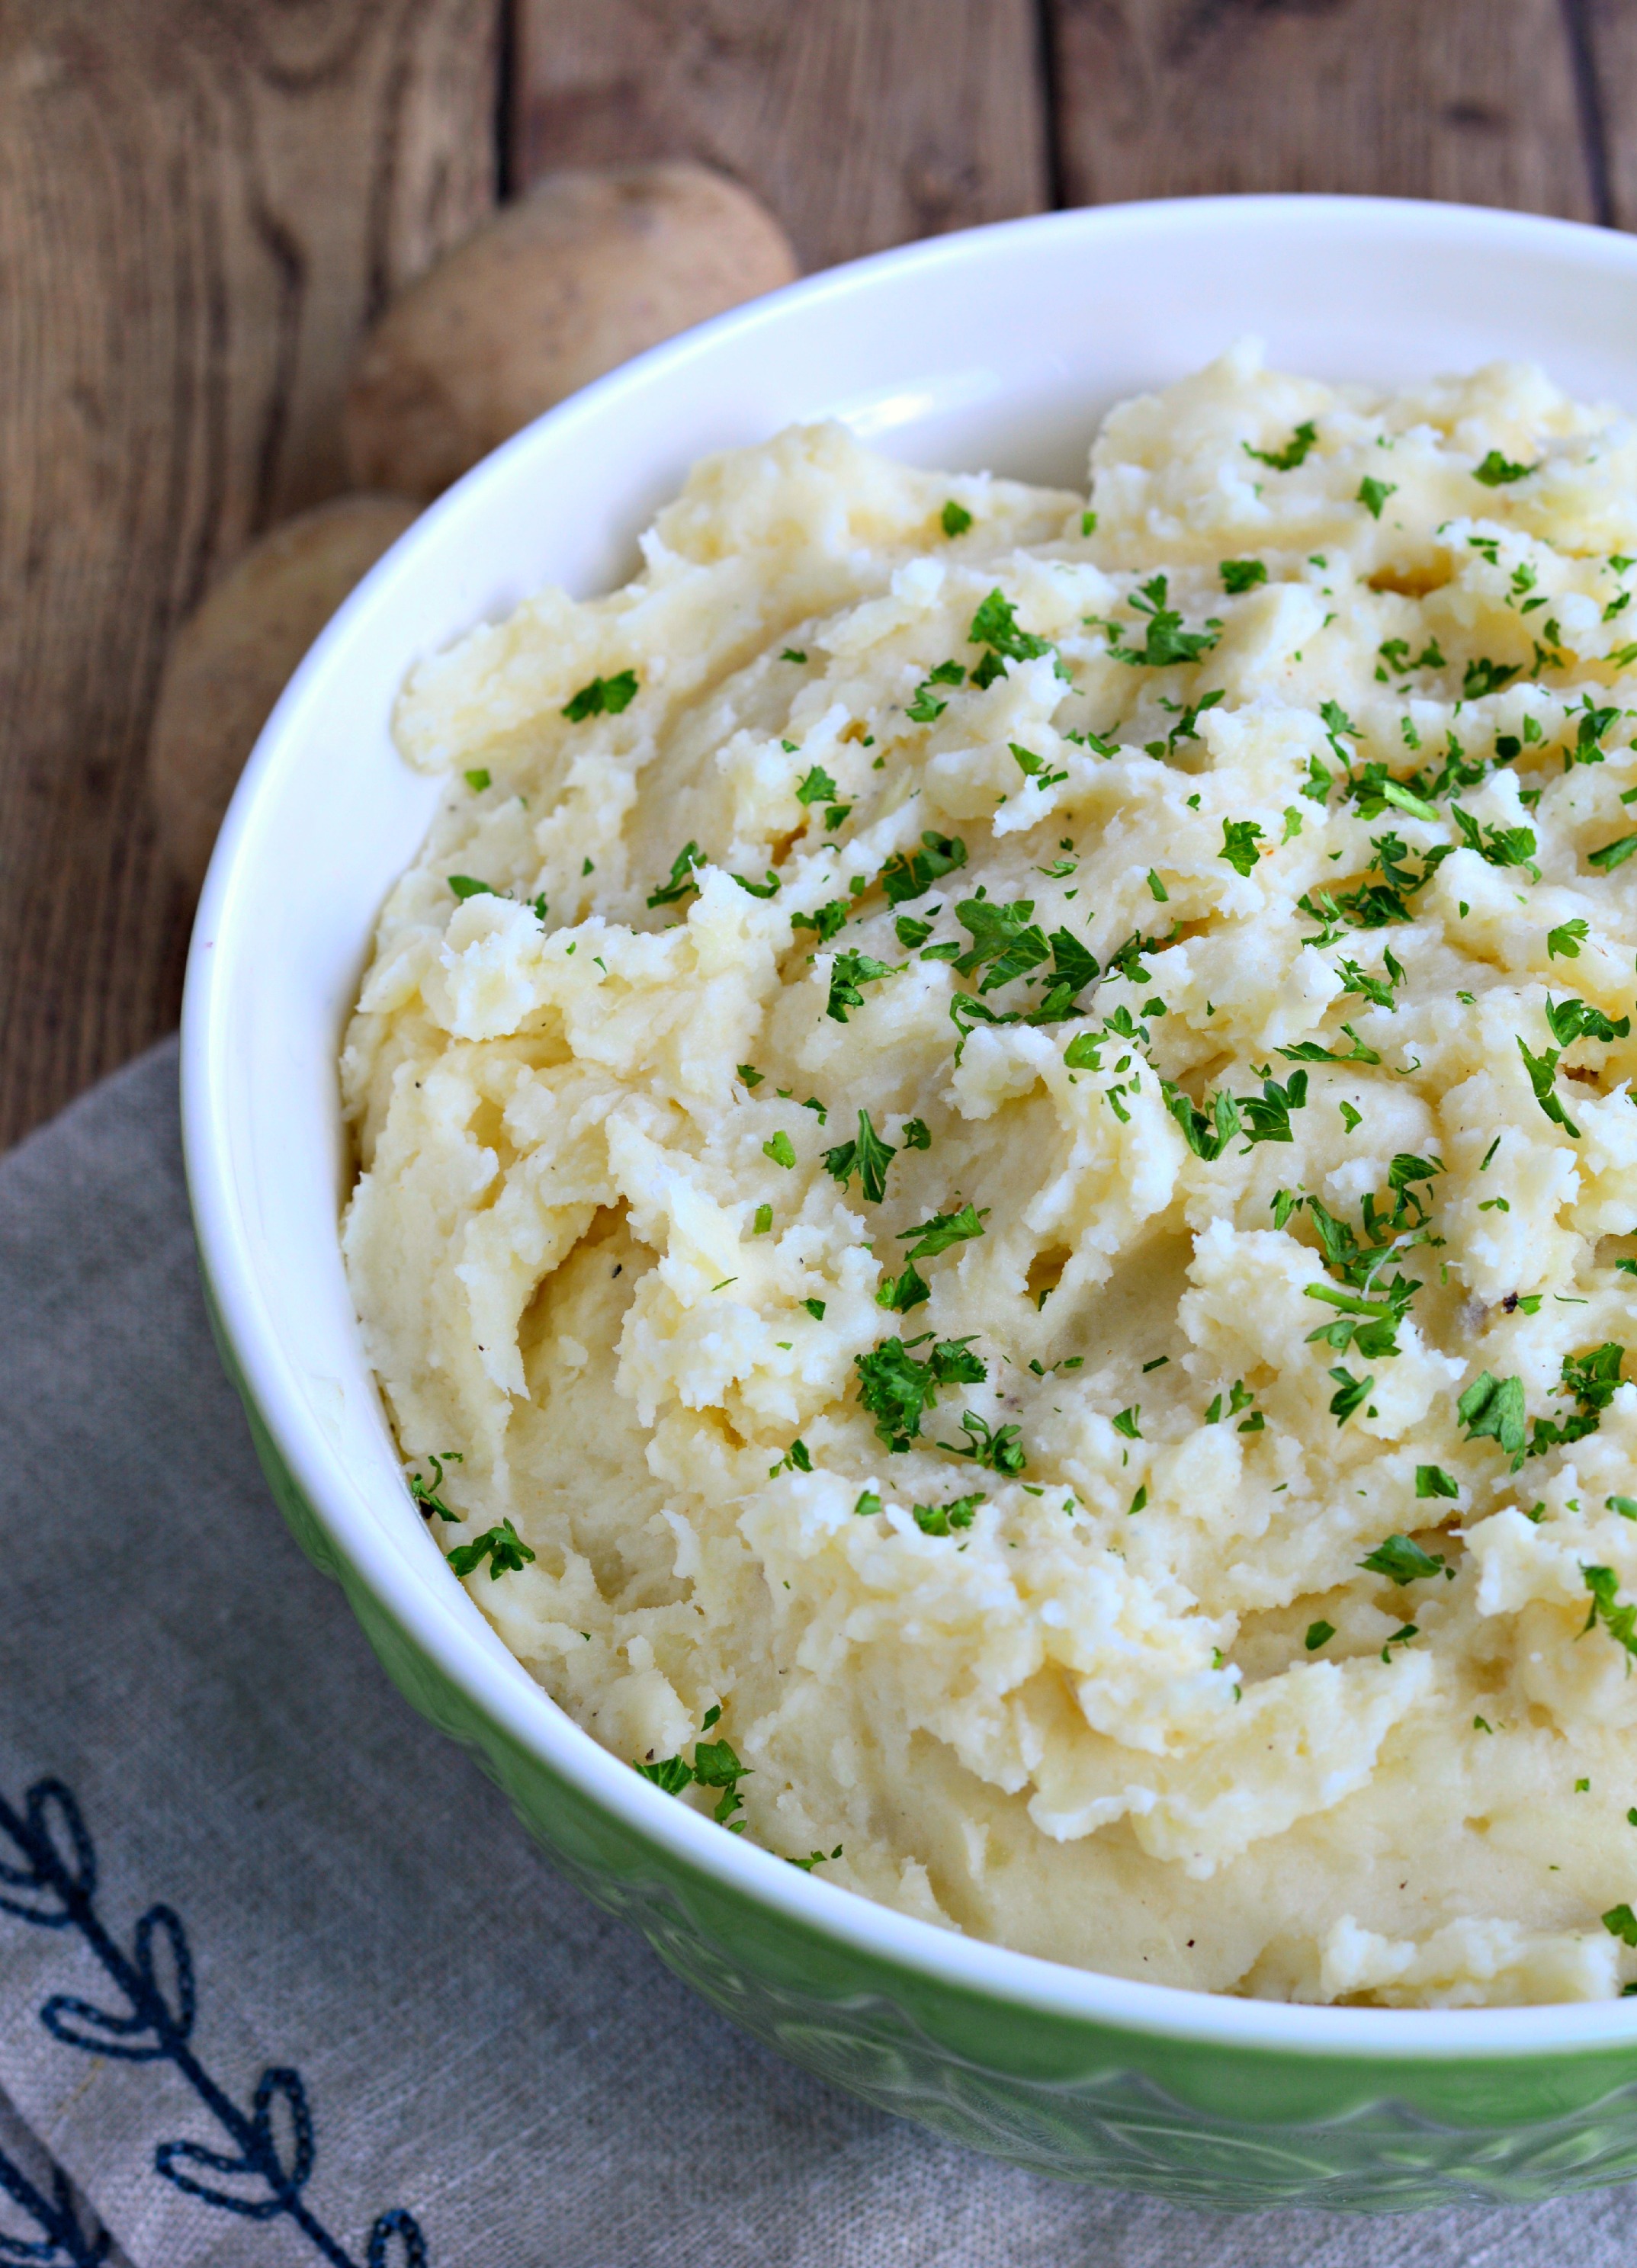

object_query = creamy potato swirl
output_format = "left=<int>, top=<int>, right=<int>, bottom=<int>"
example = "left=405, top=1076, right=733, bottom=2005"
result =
left=344, top=345, right=1637, bottom=2003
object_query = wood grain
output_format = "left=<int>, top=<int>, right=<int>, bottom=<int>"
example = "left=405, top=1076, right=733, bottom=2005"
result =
left=1580, top=0, right=1637, bottom=230
left=0, top=0, right=497, bottom=1150
left=510, top=0, right=1049, bottom=275
left=1046, top=0, right=1597, bottom=218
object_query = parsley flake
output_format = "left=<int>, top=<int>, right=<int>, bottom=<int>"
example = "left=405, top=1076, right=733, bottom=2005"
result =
left=1220, top=819, right=1265, bottom=877
left=562, top=669, right=637, bottom=720
left=1473, top=449, right=1536, bottom=486
left=647, top=841, right=706, bottom=909
left=1359, top=1533, right=1446, bottom=1584
left=447, top=1518, right=537, bottom=1581
left=855, top=1334, right=986, bottom=1451
left=1244, top=422, right=1317, bottom=471
left=941, top=499, right=973, bottom=537
left=823, top=1109, right=897, bottom=1201
left=827, top=948, right=900, bottom=1024
left=1458, top=1371, right=1527, bottom=1467
left=1107, top=574, right=1221, bottom=668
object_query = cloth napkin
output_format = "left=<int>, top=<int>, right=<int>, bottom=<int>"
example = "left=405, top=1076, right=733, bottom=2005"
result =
left=2, top=1041, right=1637, bottom=2268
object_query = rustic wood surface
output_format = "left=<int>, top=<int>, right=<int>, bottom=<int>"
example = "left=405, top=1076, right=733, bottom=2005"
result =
left=510, top=0, right=1050, bottom=273
left=3, top=0, right=1635, bottom=1150
left=0, top=0, right=496, bottom=1149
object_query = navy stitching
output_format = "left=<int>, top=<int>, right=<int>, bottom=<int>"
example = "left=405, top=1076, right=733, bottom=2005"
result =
left=0, top=2142, right=110, bottom=2265
left=0, top=1777, right=427, bottom=2267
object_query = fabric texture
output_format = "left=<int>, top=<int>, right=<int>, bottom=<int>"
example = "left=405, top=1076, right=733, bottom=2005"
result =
left=1, top=1038, right=1636, bottom=2266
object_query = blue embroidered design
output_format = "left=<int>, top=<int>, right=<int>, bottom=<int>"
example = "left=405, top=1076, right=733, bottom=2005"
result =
left=0, top=1777, right=428, bottom=2266
left=0, top=2142, right=110, bottom=2265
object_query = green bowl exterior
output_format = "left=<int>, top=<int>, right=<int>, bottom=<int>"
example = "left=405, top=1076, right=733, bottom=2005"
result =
left=205, top=1287, right=1637, bottom=2212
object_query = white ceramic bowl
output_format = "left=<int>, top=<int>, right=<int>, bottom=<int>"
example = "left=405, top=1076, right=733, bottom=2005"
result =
left=183, top=197, right=1637, bottom=2210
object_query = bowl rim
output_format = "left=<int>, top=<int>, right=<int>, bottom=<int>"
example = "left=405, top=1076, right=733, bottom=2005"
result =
left=184, top=189, right=1637, bottom=2067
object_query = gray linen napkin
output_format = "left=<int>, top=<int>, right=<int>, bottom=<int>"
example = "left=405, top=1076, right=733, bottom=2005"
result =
left=3, top=1041, right=1637, bottom=2267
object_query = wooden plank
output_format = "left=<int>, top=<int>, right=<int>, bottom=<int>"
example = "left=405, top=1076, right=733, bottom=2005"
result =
left=1047, top=0, right=1596, bottom=219
left=1579, top=0, right=1637, bottom=230
left=0, top=0, right=499, bottom=1150
left=511, top=0, right=1049, bottom=275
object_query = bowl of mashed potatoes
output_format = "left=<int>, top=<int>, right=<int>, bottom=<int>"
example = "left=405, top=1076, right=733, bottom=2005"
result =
left=184, top=194, right=1637, bottom=2209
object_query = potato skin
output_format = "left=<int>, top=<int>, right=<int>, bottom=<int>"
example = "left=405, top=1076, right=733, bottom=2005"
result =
left=342, top=162, right=799, bottom=500
left=149, top=492, right=418, bottom=894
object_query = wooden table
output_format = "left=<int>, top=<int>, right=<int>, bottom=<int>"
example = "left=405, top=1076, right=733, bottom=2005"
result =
left=4, top=0, right=1634, bottom=1150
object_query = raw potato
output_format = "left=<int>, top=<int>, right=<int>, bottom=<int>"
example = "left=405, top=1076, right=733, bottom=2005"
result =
left=342, top=164, right=799, bottom=500
left=149, top=493, right=418, bottom=894
left=345, top=348, right=1637, bottom=2007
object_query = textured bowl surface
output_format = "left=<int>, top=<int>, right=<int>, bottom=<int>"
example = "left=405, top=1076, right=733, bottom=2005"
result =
left=184, top=195, right=1637, bottom=2211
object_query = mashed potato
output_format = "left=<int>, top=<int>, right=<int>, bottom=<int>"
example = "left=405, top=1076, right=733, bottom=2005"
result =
left=342, top=343, right=1637, bottom=2006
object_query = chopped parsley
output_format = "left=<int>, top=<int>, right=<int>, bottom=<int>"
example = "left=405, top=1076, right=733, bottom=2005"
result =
left=796, top=764, right=840, bottom=807
left=447, top=1518, right=536, bottom=1581
left=855, top=1334, right=986, bottom=1451
left=1416, top=1464, right=1459, bottom=1500
left=1457, top=1371, right=1527, bottom=1468
left=1546, top=994, right=1630, bottom=1046
left=447, top=874, right=495, bottom=900
left=1305, top=1620, right=1335, bottom=1651
left=562, top=669, right=637, bottom=720
left=1358, top=476, right=1397, bottom=519
left=907, top=659, right=966, bottom=723
left=1590, top=832, right=1637, bottom=873
left=941, top=499, right=973, bottom=537
left=753, top=1203, right=773, bottom=1234
left=1244, top=421, right=1317, bottom=470
left=763, top=1131, right=798, bottom=1169
left=1219, top=557, right=1268, bottom=593
left=954, top=897, right=1051, bottom=990
left=1107, top=574, right=1221, bottom=668
left=407, top=1452, right=462, bottom=1521
left=1011, top=741, right=1069, bottom=790
left=967, top=588, right=1053, bottom=685
left=913, top=1492, right=983, bottom=1536
left=780, top=648, right=807, bottom=663
left=1219, top=819, right=1265, bottom=877
left=822, top=1109, right=897, bottom=1201
left=944, top=1410, right=1027, bottom=1475
left=875, top=1260, right=929, bottom=1314
left=1584, top=1566, right=1637, bottom=1662
left=1547, top=918, right=1590, bottom=960
left=1327, top=1367, right=1375, bottom=1424
left=881, top=831, right=968, bottom=904
left=1473, top=449, right=1535, bottom=486
left=647, top=840, right=706, bottom=908
left=827, top=948, right=900, bottom=1024
left=1517, top=1035, right=1581, bottom=1139
left=898, top=1201, right=987, bottom=1259
left=464, top=768, right=491, bottom=791
left=1451, top=804, right=1536, bottom=870
left=1163, top=1081, right=1241, bottom=1160
left=791, top=898, right=850, bottom=943
left=1238, top=1067, right=1309, bottom=1144
left=1528, top=1342, right=1628, bottom=1455
left=1359, top=1533, right=1446, bottom=1584
left=734, top=869, right=782, bottom=899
